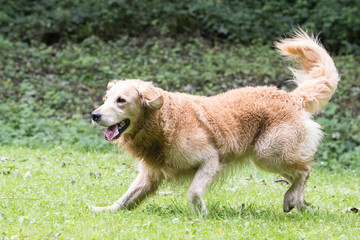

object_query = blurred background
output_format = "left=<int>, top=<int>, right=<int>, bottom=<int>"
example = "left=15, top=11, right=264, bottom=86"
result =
left=0, top=0, right=359, bottom=170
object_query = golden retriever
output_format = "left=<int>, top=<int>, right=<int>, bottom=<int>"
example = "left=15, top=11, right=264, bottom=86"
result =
left=89, top=29, right=339, bottom=214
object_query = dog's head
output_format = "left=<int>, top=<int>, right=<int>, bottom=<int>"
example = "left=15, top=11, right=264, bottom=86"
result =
left=91, top=79, right=163, bottom=141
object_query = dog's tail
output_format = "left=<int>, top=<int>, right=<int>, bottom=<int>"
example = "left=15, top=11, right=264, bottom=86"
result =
left=275, top=29, right=339, bottom=114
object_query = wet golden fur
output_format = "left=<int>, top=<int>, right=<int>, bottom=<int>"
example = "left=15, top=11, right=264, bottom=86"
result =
left=89, top=29, right=339, bottom=213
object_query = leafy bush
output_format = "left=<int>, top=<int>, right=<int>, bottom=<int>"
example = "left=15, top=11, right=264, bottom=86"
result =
left=0, top=0, right=359, bottom=54
left=316, top=104, right=360, bottom=170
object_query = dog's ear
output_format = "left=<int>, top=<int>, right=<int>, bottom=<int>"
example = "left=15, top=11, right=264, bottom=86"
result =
left=142, top=94, right=164, bottom=109
left=107, top=80, right=118, bottom=90
left=138, top=83, right=164, bottom=109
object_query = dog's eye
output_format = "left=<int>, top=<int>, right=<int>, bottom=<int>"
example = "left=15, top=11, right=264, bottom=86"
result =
left=117, top=97, right=126, bottom=103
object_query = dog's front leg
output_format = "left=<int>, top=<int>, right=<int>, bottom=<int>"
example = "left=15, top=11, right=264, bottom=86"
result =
left=188, top=153, right=222, bottom=215
left=89, top=164, right=162, bottom=212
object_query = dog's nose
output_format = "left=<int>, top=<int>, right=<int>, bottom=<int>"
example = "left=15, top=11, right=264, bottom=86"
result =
left=91, top=111, right=101, bottom=122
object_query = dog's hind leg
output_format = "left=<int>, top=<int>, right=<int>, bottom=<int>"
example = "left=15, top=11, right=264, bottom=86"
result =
left=89, top=162, right=163, bottom=212
left=187, top=152, right=223, bottom=215
left=283, top=165, right=311, bottom=212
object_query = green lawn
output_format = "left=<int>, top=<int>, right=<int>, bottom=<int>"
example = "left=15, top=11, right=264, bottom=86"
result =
left=0, top=145, right=359, bottom=239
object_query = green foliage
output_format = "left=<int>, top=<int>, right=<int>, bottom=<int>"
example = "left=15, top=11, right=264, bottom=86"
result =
left=316, top=104, right=360, bottom=170
left=0, top=0, right=359, bottom=54
left=0, top=35, right=359, bottom=169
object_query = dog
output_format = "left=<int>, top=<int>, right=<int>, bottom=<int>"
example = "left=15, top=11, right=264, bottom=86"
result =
left=89, top=29, right=339, bottom=214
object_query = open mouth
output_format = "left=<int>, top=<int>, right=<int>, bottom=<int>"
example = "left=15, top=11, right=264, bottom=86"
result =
left=103, top=119, right=130, bottom=141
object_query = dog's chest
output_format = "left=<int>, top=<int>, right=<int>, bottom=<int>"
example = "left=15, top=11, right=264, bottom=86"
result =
left=165, top=139, right=218, bottom=171
left=166, top=147, right=202, bottom=170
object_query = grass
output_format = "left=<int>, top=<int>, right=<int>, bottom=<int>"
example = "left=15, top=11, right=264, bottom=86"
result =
left=0, top=145, right=359, bottom=239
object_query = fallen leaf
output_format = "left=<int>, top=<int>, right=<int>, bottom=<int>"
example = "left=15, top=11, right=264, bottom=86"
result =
left=343, top=206, right=360, bottom=213
left=0, top=157, right=9, bottom=162
left=274, top=178, right=290, bottom=184
left=71, top=177, right=77, bottom=184
left=90, top=172, right=101, bottom=178
left=241, top=176, right=252, bottom=180
left=77, top=83, right=92, bottom=91
left=59, top=162, right=66, bottom=167
left=24, top=171, right=32, bottom=178
left=1, top=170, right=11, bottom=175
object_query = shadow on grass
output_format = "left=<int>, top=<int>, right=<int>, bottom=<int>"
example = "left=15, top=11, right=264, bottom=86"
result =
left=141, top=200, right=340, bottom=223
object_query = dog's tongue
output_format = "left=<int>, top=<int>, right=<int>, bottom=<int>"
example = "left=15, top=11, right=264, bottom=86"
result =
left=104, top=124, right=119, bottom=141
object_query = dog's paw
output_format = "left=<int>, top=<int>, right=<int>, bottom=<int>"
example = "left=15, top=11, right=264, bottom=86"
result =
left=283, top=200, right=311, bottom=212
left=88, top=202, right=121, bottom=212
left=88, top=205, right=109, bottom=212
left=283, top=203, right=295, bottom=213
left=283, top=195, right=297, bottom=212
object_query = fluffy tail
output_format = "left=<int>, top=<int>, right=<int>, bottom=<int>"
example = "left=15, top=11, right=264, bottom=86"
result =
left=275, top=29, right=339, bottom=114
